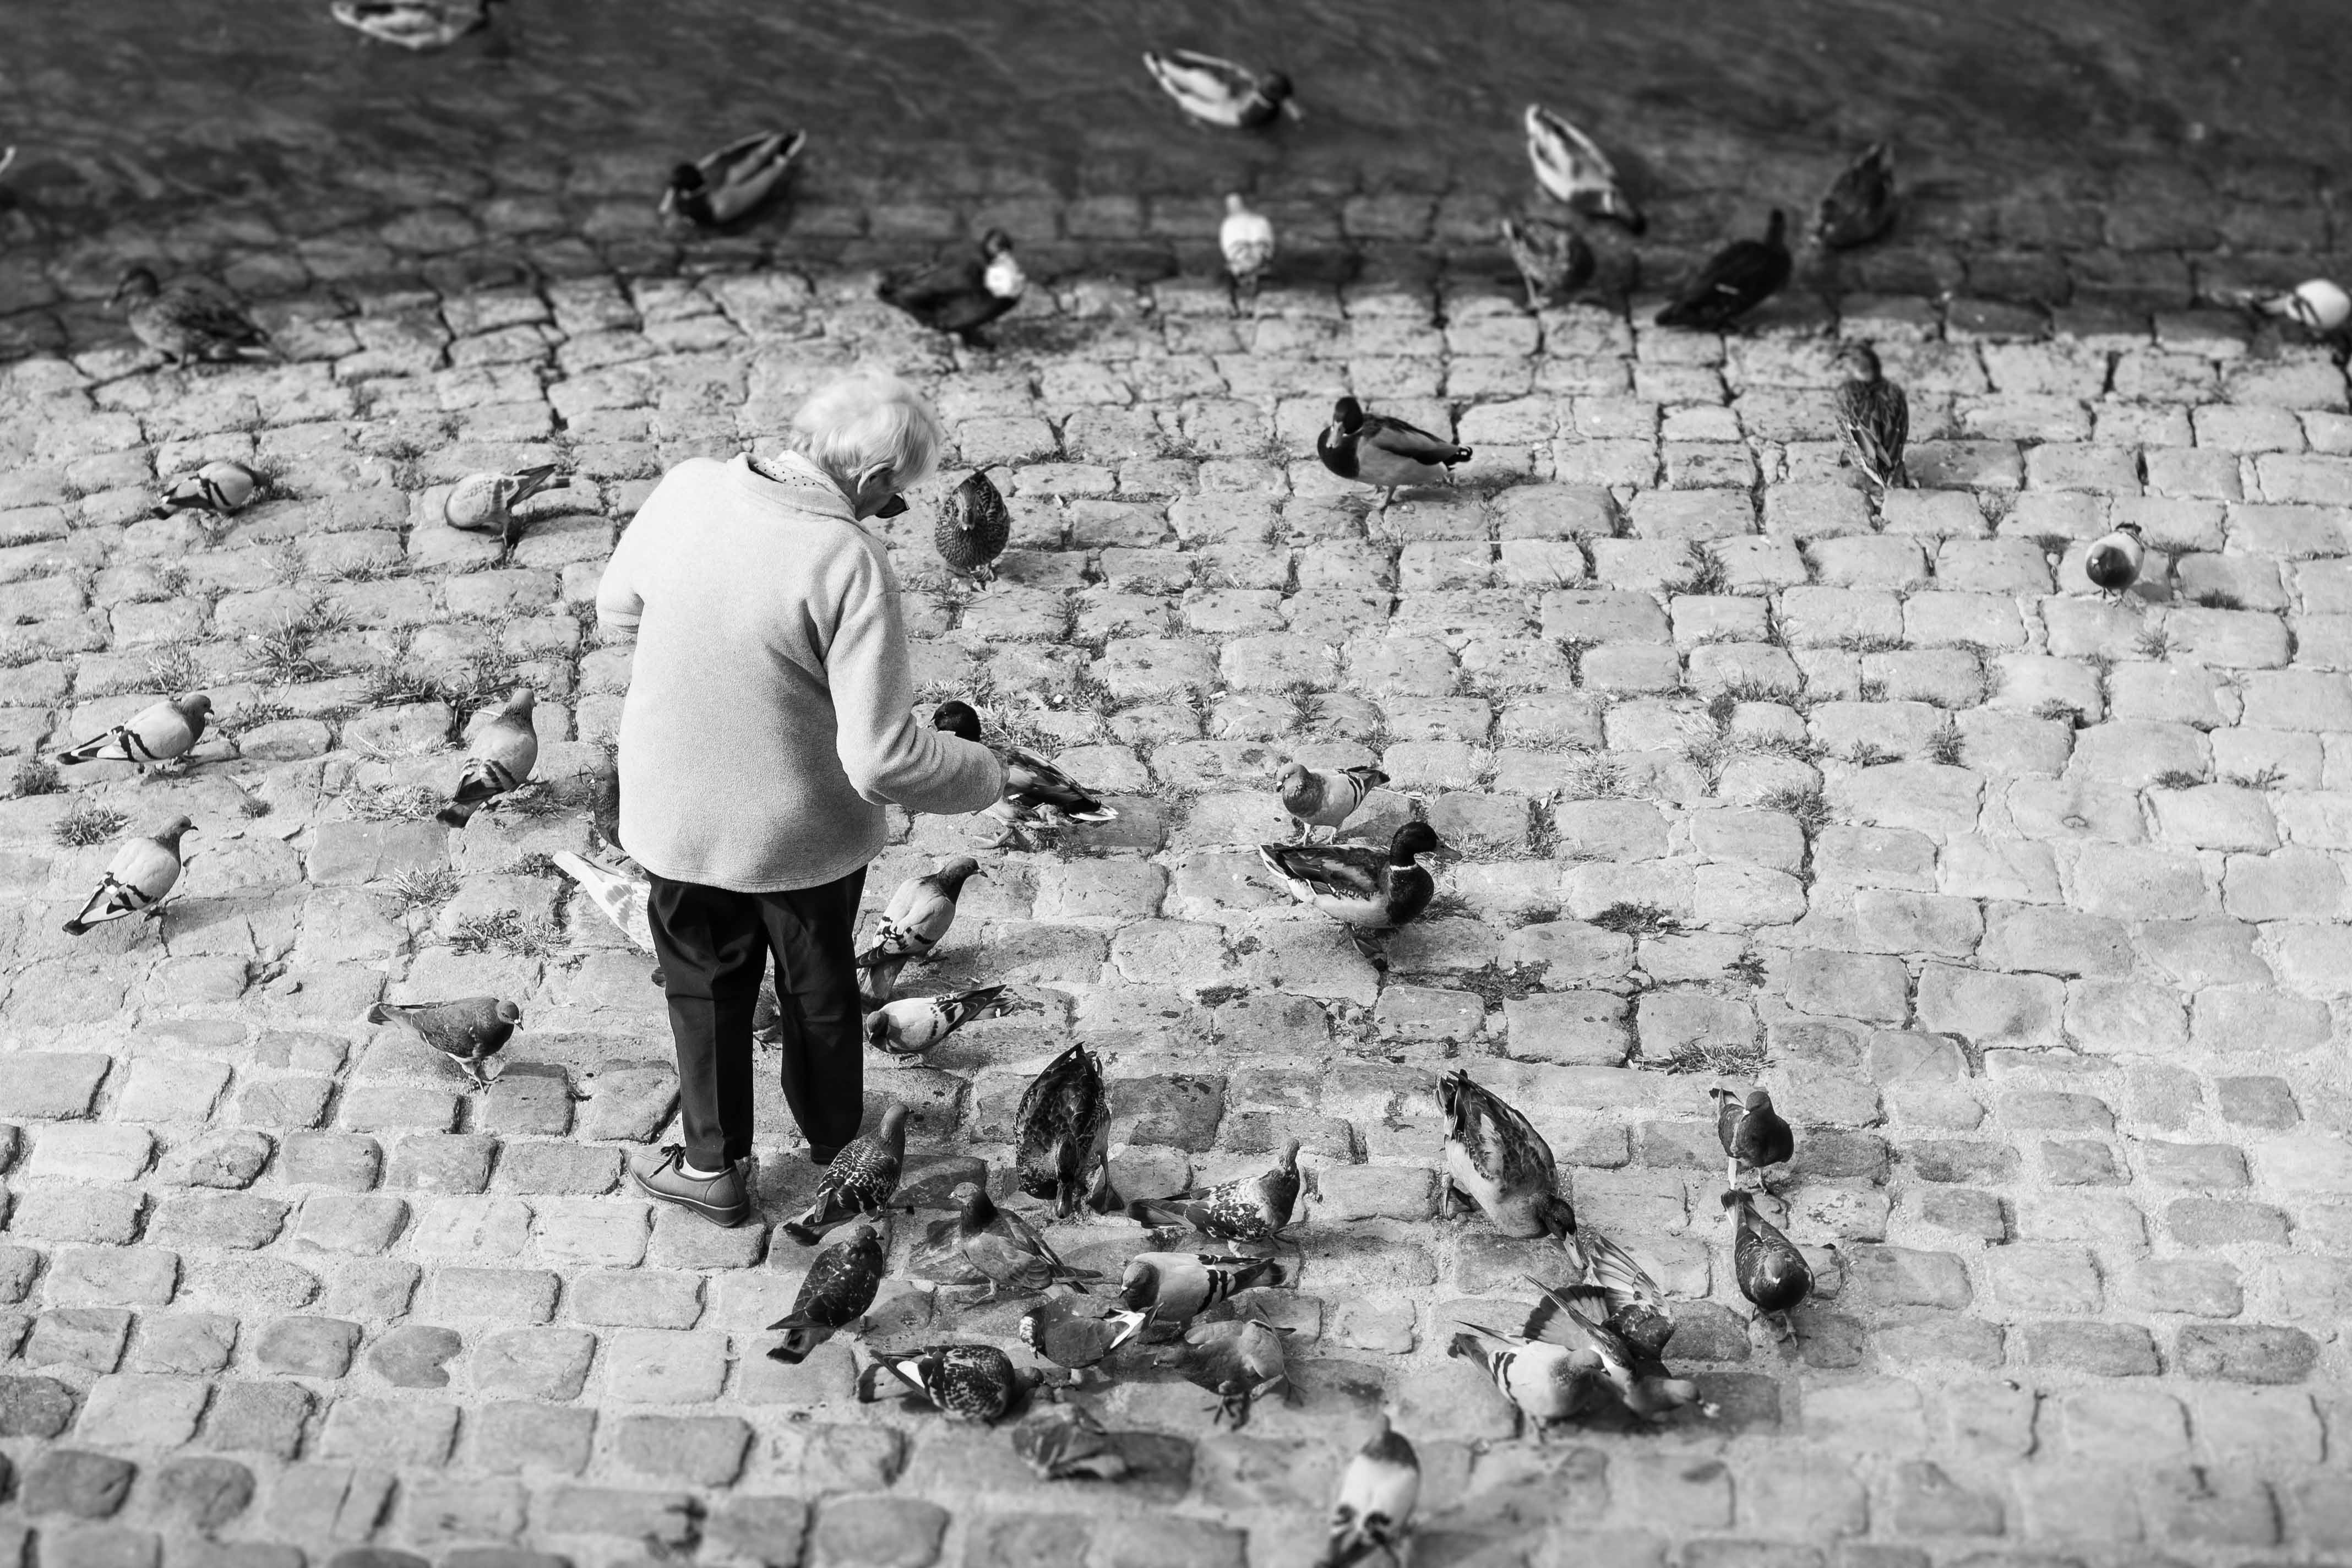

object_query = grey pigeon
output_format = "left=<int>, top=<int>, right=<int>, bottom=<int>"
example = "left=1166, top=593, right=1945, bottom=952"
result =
left=367, top=996, right=520, bottom=1089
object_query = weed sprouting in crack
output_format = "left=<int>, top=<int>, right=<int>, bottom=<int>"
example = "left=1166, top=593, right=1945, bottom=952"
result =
left=54, top=799, right=130, bottom=847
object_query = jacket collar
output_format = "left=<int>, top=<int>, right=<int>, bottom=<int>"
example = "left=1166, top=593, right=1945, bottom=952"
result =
left=732, top=449, right=859, bottom=525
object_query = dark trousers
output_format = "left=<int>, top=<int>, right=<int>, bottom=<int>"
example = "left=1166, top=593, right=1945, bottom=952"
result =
left=644, top=868, right=867, bottom=1171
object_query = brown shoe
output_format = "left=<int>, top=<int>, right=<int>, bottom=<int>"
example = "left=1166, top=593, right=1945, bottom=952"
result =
left=634, top=1144, right=750, bottom=1227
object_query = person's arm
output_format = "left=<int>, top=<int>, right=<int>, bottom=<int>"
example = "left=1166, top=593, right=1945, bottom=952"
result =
left=595, top=492, right=652, bottom=637
left=826, top=543, right=1004, bottom=813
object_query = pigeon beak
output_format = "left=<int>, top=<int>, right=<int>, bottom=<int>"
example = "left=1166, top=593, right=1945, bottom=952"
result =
left=875, top=493, right=909, bottom=518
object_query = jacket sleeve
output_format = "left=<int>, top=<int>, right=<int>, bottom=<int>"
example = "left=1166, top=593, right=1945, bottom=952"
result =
left=825, top=542, right=1005, bottom=814
left=595, top=494, right=651, bottom=636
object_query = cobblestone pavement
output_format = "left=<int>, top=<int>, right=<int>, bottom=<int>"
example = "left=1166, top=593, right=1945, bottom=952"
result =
left=4, top=226, right=2352, bottom=1568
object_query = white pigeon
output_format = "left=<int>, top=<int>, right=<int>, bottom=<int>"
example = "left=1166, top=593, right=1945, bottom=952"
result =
left=856, top=857, right=983, bottom=968
left=865, top=986, right=1005, bottom=1055
left=444, top=465, right=567, bottom=551
left=1221, top=194, right=1276, bottom=309
left=1319, top=1414, right=1421, bottom=1568
left=551, top=850, right=654, bottom=952
left=52, top=694, right=213, bottom=771
left=329, top=0, right=487, bottom=49
left=2237, top=278, right=2350, bottom=335
left=64, top=817, right=193, bottom=935
left=437, top=689, right=538, bottom=827
left=160, top=461, right=258, bottom=516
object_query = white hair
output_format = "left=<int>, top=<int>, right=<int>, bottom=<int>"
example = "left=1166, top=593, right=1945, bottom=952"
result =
left=788, top=370, right=944, bottom=491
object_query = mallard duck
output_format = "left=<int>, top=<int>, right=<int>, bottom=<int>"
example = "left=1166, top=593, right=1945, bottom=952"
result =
left=329, top=0, right=487, bottom=48
left=366, top=997, right=520, bottom=1091
left=1523, top=105, right=1642, bottom=233
left=437, top=688, right=536, bottom=827
left=1713, top=1085, right=1795, bottom=1191
left=765, top=1222, right=884, bottom=1363
left=160, top=460, right=258, bottom=516
left=1655, top=210, right=1793, bottom=331
left=1258, top=821, right=1441, bottom=968
left=1119, top=1250, right=1281, bottom=1329
left=951, top=1181, right=1094, bottom=1298
left=444, top=465, right=567, bottom=552
left=1167, top=1314, right=1291, bottom=1427
left=660, top=129, right=806, bottom=228
left=2086, top=522, right=2146, bottom=599
left=1447, top=1320, right=1608, bottom=1429
left=551, top=850, right=654, bottom=955
left=112, top=269, right=274, bottom=365
left=781, top=1103, right=908, bottom=1245
left=1438, top=1070, right=1581, bottom=1258
left=878, top=228, right=1025, bottom=345
left=857, top=857, right=983, bottom=968
left=1723, top=1189, right=1813, bottom=1337
left=1014, top=1042, right=1116, bottom=1218
left=1315, top=397, right=1472, bottom=513
left=1813, top=143, right=1897, bottom=249
left=63, top=817, right=194, bottom=936
left=1500, top=215, right=1595, bottom=312
left=52, top=694, right=210, bottom=772
left=1832, top=342, right=1909, bottom=493
left=933, top=700, right=1117, bottom=850
left=1221, top=194, right=1276, bottom=309
left=1128, top=1140, right=1300, bottom=1242
left=933, top=471, right=1011, bottom=586
left=1142, top=50, right=1298, bottom=129
left=857, top=1342, right=1038, bottom=1424
left=2229, top=277, right=2352, bottom=335
left=1020, top=1294, right=1150, bottom=1380
left=1319, top=1414, right=1419, bottom=1568
left=1277, top=761, right=1386, bottom=843
left=1011, top=1405, right=1129, bottom=1480
left=866, top=985, right=1004, bottom=1055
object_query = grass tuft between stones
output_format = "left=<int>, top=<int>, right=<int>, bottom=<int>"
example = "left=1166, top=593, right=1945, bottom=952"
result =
left=53, top=799, right=130, bottom=848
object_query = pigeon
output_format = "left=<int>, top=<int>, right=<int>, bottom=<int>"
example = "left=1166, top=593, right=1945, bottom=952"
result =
left=1523, top=105, right=1642, bottom=232
left=878, top=228, right=1025, bottom=344
left=1723, top=1189, right=1814, bottom=1337
left=52, top=695, right=212, bottom=771
left=1832, top=342, right=1910, bottom=493
left=1315, top=397, right=1472, bottom=513
left=1011, top=1404, right=1130, bottom=1480
left=858, top=1343, right=1038, bottom=1424
left=2225, top=277, right=2350, bottom=335
left=765, top=1222, right=885, bottom=1364
left=1221, top=194, right=1276, bottom=309
left=1020, top=1294, right=1151, bottom=1380
left=1655, top=211, right=1793, bottom=330
left=1259, top=821, right=1441, bottom=967
left=2085, top=522, right=2146, bottom=600
left=1713, top=1086, right=1795, bottom=1190
left=63, top=817, right=193, bottom=935
left=1014, top=1042, right=1116, bottom=1218
left=950, top=1181, right=1094, bottom=1299
left=550, top=850, right=654, bottom=952
left=858, top=956, right=906, bottom=1014
left=160, top=461, right=258, bottom=516
left=1572, top=1230, right=1677, bottom=1362
left=1127, top=1140, right=1301, bottom=1242
left=1319, top=1415, right=1420, bottom=1568
left=1277, top=761, right=1387, bottom=842
left=444, top=466, right=568, bottom=552
left=365, top=996, right=521, bottom=1090
left=933, top=471, right=1012, bottom=586
left=330, top=0, right=487, bottom=48
left=1167, top=1315, right=1290, bottom=1427
left=932, top=701, right=1117, bottom=850
left=1500, top=215, right=1595, bottom=312
left=1142, top=50, right=1298, bottom=128
left=112, top=269, right=274, bottom=365
left=1439, top=1070, right=1582, bottom=1261
left=1524, top=1275, right=1711, bottom=1421
left=437, top=688, right=537, bottom=827
left=1118, top=1250, right=1281, bottom=1329
left=865, top=986, right=1005, bottom=1055
left=1448, top=1320, right=1609, bottom=1429
left=661, top=129, right=806, bottom=228
left=1813, top=143, right=1898, bottom=249
left=781, top=1103, right=908, bottom=1245
left=856, top=857, right=983, bottom=969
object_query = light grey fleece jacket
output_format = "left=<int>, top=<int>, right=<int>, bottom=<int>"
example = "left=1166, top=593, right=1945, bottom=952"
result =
left=595, top=451, right=1003, bottom=893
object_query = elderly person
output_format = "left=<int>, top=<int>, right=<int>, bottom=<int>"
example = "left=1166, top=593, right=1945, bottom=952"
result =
left=595, top=369, right=1003, bottom=1226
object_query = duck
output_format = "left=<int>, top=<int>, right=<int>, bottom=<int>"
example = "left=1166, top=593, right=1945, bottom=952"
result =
left=444, top=465, right=568, bottom=552
left=857, top=857, right=983, bottom=970
left=1258, top=821, right=1441, bottom=967
left=1014, top=1042, right=1116, bottom=1218
left=1723, top=1189, right=1813, bottom=1338
left=112, top=269, right=274, bottom=366
left=1713, top=1085, right=1795, bottom=1191
left=1438, top=1070, right=1582, bottom=1260
left=1020, top=1294, right=1151, bottom=1382
left=160, top=460, right=258, bottom=516
left=2085, top=522, right=2146, bottom=599
left=63, top=817, right=194, bottom=936
left=857, top=1342, right=1038, bottom=1425
left=1142, top=49, right=1298, bottom=129
left=1119, top=1250, right=1282, bottom=1330
left=1813, top=143, right=1897, bottom=249
left=2231, top=277, right=2352, bottom=335
left=950, top=1180, right=1095, bottom=1299
left=764, top=1222, right=884, bottom=1364
left=1523, top=105, right=1642, bottom=233
left=1167, top=1314, right=1291, bottom=1428
left=1011, top=1404, right=1130, bottom=1480
left=1277, top=761, right=1387, bottom=843
left=1832, top=342, right=1909, bottom=493
left=1500, top=215, right=1595, bottom=312
left=52, top=694, right=211, bottom=772
left=660, top=129, right=806, bottom=228
left=878, top=228, right=1025, bottom=345
left=1319, top=1414, right=1420, bottom=1568
left=933, top=700, right=1117, bottom=849
left=1221, top=194, right=1276, bottom=309
left=1528, top=1273, right=1712, bottom=1422
left=1447, top=1319, right=1608, bottom=1430
left=866, top=985, right=1005, bottom=1055
left=933, top=471, right=1012, bottom=586
left=780, top=1103, right=908, bottom=1245
left=1654, top=210, right=1793, bottom=331
left=1314, top=396, right=1472, bottom=513
left=329, top=0, right=487, bottom=48
left=365, top=997, right=520, bottom=1091
left=1127, top=1140, right=1301, bottom=1242
left=550, top=849, right=654, bottom=955
left=436, top=687, right=537, bottom=827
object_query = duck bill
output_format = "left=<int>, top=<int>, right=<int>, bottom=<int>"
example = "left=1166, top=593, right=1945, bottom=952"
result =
left=1281, top=98, right=1303, bottom=122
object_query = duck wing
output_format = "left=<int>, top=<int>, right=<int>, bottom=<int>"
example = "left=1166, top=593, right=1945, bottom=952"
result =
left=878, top=253, right=988, bottom=318
left=1361, top=412, right=1469, bottom=467
left=1258, top=841, right=1385, bottom=905
left=1836, top=377, right=1909, bottom=488
left=1656, top=239, right=1791, bottom=329
left=999, top=745, right=1113, bottom=820
left=1815, top=143, right=1896, bottom=248
left=1448, top=1075, right=1559, bottom=1197
left=1142, top=49, right=1254, bottom=124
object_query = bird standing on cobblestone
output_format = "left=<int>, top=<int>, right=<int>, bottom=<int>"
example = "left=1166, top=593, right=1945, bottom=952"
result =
left=330, top=0, right=487, bottom=48
left=1655, top=211, right=1792, bottom=330
left=437, top=687, right=537, bottom=826
left=1316, top=397, right=1472, bottom=514
left=1118, top=1250, right=1281, bottom=1329
left=1278, top=761, right=1387, bottom=842
left=2230, top=277, right=2351, bottom=335
left=1259, top=820, right=1440, bottom=968
left=1527, top=1274, right=1711, bottom=1421
left=1813, top=144, right=1898, bottom=249
left=160, top=460, right=258, bottom=516
left=1713, top=1085, right=1794, bottom=1190
left=1142, top=50, right=1298, bottom=128
left=933, top=701, right=1117, bottom=850
left=63, top=816, right=192, bottom=935
left=858, top=1342, right=1039, bottom=1424
left=1832, top=342, right=1910, bottom=494
left=1523, top=105, right=1642, bottom=233
left=1500, top=215, right=1595, bottom=312
left=1319, top=1414, right=1420, bottom=1568
left=112, top=269, right=274, bottom=365
left=765, top=1221, right=884, bottom=1363
left=1723, top=1188, right=1812, bottom=1336
left=53, top=694, right=211, bottom=772
left=878, top=228, right=1025, bottom=345
left=445, top=465, right=567, bottom=552
left=866, top=985, right=1005, bottom=1054
left=951, top=1180, right=1096, bottom=1298
left=782, top=1103, right=909, bottom=1244
left=1128, top=1139, right=1301, bottom=1242
left=1012, top=1404, right=1130, bottom=1479
left=933, top=471, right=1011, bottom=586
left=1168, top=1313, right=1291, bottom=1427
left=857, top=857, right=983, bottom=970
left=2085, top=522, right=2146, bottom=600
left=661, top=129, right=806, bottom=228
left=1015, top=1042, right=1117, bottom=1217
left=1020, top=1294, right=1150, bottom=1381
left=366, top=995, right=520, bottom=1089
left=1221, top=194, right=1276, bottom=311
left=1438, top=1070, right=1583, bottom=1261
left=1447, top=1317, right=1608, bottom=1429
